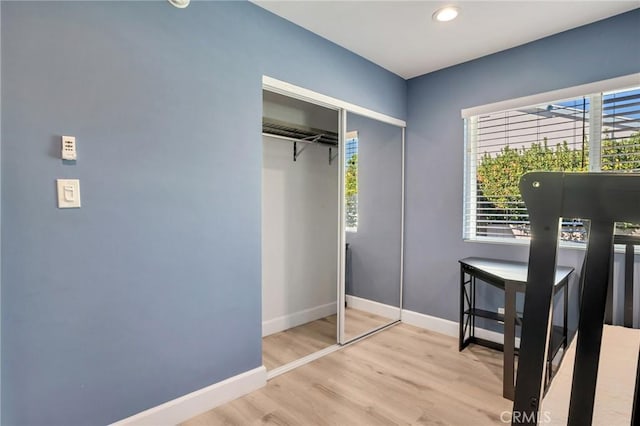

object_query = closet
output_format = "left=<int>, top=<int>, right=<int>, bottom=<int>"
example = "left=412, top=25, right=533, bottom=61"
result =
left=261, top=78, right=406, bottom=375
left=261, top=91, right=340, bottom=371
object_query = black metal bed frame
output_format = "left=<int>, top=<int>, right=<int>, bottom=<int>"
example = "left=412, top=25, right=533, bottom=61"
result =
left=512, top=171, right=640, bottom=425
left=605, top=234, right=640, bottom=327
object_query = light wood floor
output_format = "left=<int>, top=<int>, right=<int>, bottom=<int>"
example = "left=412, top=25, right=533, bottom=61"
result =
left=344, top=307, right=395, bottom=341
left=263, top=308, right=396, bottom=371
left=185, top=324, right=510, bottom=425
left=263, top=316, right=336, bottom=371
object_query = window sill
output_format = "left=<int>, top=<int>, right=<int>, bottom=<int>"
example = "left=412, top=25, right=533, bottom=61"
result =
left=464, top=236, right=638, bottom=254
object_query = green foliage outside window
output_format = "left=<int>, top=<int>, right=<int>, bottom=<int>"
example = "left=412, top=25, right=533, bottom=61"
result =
left=477, top=132, right=640, bottom=238
left=601, top=132, right=640, bottom=172
left=346, top=154, right=358, bottom=229
left=346, top=154, right=358, bottom=197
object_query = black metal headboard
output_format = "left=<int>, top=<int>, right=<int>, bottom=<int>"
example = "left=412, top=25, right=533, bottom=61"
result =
left=513, top=171, right=640, bottom=426
left=605, top=234, right=640, bottom=328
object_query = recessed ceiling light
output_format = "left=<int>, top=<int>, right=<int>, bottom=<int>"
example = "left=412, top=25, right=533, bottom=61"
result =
left=433, top=6, right=459, bottom=22
left=168, top=0, right=190, bottom=9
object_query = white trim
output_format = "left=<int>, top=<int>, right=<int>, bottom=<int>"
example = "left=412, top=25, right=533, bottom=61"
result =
left=464, top=235, right=636, bottom=255
left=401, top=309, right=459, bottom=337
left=110, top=366, right=267, bottom=426
left=588, top=93, right=603, bottom=172
left=338, top=109, right=347, bottom=345
left=267, top=344, right=342, bottom=379
left=401, top=309, right=520, bottom=346
left=461, top=73, right=640, bottom=118
left=262, top=302, right=337, bottom=337
left=399, top=126, right=405, bottom=319
left=340, top=320, right=401, bottom=345
left=346, top=295, right=400, bottom=320
left=462, top=116, right=478, bottom=240
left=478, top=328, right=520, bottom=347
left=263, top=76, right=407, bottom=128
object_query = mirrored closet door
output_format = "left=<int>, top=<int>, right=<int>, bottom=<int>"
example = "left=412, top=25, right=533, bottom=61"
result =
left=339, top=111, right=404, bottom=343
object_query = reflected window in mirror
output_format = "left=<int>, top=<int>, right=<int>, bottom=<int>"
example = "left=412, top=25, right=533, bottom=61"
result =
left=346, top=131, right=359, bottom=232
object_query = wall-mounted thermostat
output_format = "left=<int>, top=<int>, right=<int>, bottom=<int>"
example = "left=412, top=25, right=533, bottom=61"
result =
left=61, top=136, right=77, bottom=160
left=57, top=179, right=81, bottom=208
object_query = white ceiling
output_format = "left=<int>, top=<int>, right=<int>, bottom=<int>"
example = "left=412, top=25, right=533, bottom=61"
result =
left=252, top=1, right=639, bottom=79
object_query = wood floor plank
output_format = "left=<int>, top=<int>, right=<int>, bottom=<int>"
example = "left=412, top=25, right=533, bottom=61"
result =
left=262, top=316, right=337, bottom=370
left=344, top=307, right=395, bottom=341
left=263, top=308, right=394, bottom=371
left=185, top=324, right=511, bottom=426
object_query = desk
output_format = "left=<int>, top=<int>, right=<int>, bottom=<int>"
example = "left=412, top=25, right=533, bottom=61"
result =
left=459, top=257, right=573, bottom=400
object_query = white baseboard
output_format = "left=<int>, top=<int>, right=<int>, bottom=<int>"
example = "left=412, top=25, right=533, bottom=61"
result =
left=346, top=295, right=400, bottom=320
left=267, top=344, right=342, bottom=380
left=110, top=366, right=267, bottom=426
left=263, top=302, right=337, bottom=337
left=401, top=309, right=459, bottom=337
left=401, top=309, right=520, bottom=347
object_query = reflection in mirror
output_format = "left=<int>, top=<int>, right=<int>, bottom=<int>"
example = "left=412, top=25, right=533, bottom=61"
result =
left=343, top=112, right=403, bottom=342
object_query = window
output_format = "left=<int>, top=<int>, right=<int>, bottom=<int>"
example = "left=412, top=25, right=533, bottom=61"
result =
left=464, top=85, right=640, bottom=243
left=345, top=131, right=358, bottom=232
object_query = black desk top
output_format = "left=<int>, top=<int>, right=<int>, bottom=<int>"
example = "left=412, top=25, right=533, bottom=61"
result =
left=459, top=257, right=574, bottom=286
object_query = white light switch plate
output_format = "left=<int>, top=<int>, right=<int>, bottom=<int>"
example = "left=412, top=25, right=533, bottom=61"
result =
left=57, top=179, right=81, bottom=208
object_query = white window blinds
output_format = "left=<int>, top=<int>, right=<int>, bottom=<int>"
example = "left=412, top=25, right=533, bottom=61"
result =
left=601, top=88, right=640, bottom=172
left=464, top=84, right=640, bottom=243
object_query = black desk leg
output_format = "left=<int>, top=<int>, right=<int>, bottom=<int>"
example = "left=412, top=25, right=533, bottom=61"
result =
left=471, top=276, right=476, bottom=339
left=459, top=265, right=465, bottom=351
left=504, top=282, right=516, bottom=400
left=563, top=280, right=568, bottom=351
left=459, top=267, right=474, bottom=351
left=567, top=220, right=614, bottom=426
left=624, top=243, right=634, bottom=328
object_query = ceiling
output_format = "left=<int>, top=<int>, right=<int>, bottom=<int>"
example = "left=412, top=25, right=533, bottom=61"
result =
left=252, top=1, right=639, bottom=79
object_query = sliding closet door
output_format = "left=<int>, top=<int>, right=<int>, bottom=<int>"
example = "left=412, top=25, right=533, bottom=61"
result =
left=340, top=111, right=404, bottom=343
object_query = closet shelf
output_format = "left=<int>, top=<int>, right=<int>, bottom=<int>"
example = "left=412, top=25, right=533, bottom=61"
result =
left=262, top=118, right=339, bottom=146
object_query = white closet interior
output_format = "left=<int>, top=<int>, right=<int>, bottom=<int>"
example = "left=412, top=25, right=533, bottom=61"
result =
left=261, top=91, right=340, bottom=370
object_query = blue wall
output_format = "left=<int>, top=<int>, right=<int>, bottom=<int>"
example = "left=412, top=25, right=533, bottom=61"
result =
left=0, top=2, right=406, bottom=425
left=404, top=9, right=640, bottom=332
left=3, top=2, right=638, bottom=424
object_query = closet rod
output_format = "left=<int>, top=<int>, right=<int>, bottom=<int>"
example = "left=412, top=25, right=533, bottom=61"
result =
left=261, top=132, right=335, bottom=146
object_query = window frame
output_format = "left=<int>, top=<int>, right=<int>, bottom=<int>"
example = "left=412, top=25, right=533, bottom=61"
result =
left=462, top=73, right=640, bottom=245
